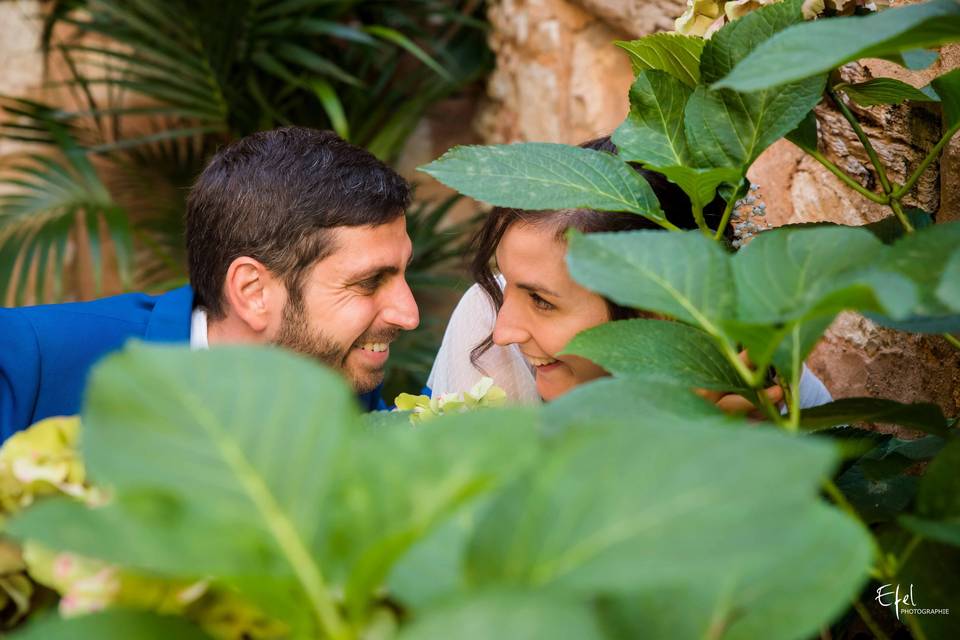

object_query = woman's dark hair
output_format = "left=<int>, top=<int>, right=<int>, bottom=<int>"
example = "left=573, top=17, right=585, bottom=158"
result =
left=469, top=135, right=724, bottom=366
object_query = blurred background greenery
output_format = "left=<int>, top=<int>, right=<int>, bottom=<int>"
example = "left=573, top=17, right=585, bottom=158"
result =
left=0, top=0, right=492, bottom=396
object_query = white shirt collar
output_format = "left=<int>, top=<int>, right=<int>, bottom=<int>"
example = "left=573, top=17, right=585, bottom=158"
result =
left=190, top=307, right=209, bottom=350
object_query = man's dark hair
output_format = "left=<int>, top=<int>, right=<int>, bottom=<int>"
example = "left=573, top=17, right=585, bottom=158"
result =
left=186, top=127, right=411, bottom=319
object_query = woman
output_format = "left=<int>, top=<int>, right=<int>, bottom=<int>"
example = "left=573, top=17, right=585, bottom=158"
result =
left=426, top=137, right=831, bottom=410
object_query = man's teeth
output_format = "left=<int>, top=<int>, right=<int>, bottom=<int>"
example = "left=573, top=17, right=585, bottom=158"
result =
left=528, top=356, right=558, bottom=367
left=359, top=343, right=388, bottom=353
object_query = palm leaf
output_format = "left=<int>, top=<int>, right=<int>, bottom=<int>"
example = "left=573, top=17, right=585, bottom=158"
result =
left=0, top=100, right=131, bottom=305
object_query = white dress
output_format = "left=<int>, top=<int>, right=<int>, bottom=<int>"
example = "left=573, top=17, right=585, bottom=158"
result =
left=426, top=282, right=833, bottom=408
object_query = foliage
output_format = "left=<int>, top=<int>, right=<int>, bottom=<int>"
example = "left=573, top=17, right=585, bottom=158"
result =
left=4, top=343, right=874, bottom=639
left=0, top=0, right=488, bottom=300
left=423, top=0, right=960, bottom=637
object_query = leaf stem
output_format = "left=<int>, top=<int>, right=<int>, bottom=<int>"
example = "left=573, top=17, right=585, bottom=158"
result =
left=691, top=202, right=711, bottom=236
left=893, top=120, right=960, bottom=200
left=806, top=149, right=888, bottom=204
left=888, top=198, right=915, bottom=234
left=943, top=333, right=960, bottom=351
left=714, top=181, right=746, bottom=241
left=852, top=600, right=891, bottom=640
left=828, top=87, right=894, bottom=195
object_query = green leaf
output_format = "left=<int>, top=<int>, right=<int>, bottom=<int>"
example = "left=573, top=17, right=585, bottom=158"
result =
left=566, top=230, right=734, bottom=328
left=562, top=319, right=750, bottom=393
left=898, top=515, right=960, bottom=546
left=648, top=166, right=742, bottom=215
left=614, top=33, right=705, bottom=87
left=10, top=344, right=353, bottom=635
left=542, top=377, right=727, bottom=436
left=871, top=221, right=960, bottom=333
left=837, top=78, right=939, bottom=107
left=732, top=226, right=916, bottom=325
left=612, top=71, right=694, bottom=167
left=915, top=439, right=960, bottom=519
left=420, top=144, right=666, bottom=225
left=400, top=591, right=605, bottom=640
left=308, top=78, right=350, bottom=140
left=321, top=408, right=540, bottom=619
left=897, top=48, right=940, bottom=70
left=799, top=398, right=951, bottom=437
left=686, top=0, right=827, bottom=168
left=365, top=25, right=453, bottom=83
left=715, top=0, right=960, bottom=92
left=13, top=610, right=211, bottom=640
left=785, top=109, right=819, bottom=152
left=729, top=225, right=916, bottom=375
left=596, top=505, right=871, bottom=640
left=931, top=67, right=960, bottom=128
left=465, top=417, right=872, bottom=636
left=936, top=250, right=960, bottom=310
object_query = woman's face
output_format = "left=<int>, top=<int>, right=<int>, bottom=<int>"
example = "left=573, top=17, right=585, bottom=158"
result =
left=492, top=222, right=610, bottom=401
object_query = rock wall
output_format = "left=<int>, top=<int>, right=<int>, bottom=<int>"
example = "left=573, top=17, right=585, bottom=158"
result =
left=479, top=0, right=960, bottom=418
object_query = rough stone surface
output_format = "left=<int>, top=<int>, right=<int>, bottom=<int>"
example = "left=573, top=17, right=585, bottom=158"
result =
left=477, top=0, right=637, bottom=143
left=570, top=0, right=688, bottom=38
left=0, top=1, right=44, bottom=158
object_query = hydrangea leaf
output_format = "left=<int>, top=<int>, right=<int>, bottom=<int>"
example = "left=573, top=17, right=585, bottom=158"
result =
left=837, top=78, right=940, bottom=107
left=566, top=229, right=735, bottom=328
left=420, top=143, right=666, bottom=224
left=562, top=318, right=750, bottom=393
left=614, top=33, right=706, bottom=87
left=686, top=0, right=827, bottom=169
left=613, top=71, right=694, bottom=167
left=716, top=0, right=960, bottom=92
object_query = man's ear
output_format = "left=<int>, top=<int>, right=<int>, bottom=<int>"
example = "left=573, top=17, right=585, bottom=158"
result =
left=221, top=257, right=282, bottom=334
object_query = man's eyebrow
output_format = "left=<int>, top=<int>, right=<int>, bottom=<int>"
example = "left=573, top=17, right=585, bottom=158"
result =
left=348, top=265, right=399, bottom=281
left=516, top=282, right=560, bottom=297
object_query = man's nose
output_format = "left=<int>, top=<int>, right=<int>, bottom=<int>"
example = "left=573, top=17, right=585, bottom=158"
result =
left=492, top=294, right=528, bottom=346
left=382, top=276, right=420, bottom=331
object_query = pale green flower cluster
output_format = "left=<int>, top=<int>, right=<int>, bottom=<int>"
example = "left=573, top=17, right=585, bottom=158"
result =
left=394, top=377, right=508, bottom=424
left=675, top=0, right=885, bottom=38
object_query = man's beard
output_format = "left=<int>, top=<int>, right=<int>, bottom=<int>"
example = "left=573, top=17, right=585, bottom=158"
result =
left=273, top=297, right=395, bottom=394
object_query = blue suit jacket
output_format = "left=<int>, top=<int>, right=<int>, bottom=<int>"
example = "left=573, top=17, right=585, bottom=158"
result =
left=0, top=286, right=384, bottom=441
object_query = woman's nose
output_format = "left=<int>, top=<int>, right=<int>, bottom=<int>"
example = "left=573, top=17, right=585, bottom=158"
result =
left=492, top=296, right=529, bottom=346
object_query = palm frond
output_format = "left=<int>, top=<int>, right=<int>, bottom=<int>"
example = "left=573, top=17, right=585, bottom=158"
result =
left=0, top=100, right=132, bottom=305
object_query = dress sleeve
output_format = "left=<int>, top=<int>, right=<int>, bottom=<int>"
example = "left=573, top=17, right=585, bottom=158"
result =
left=426, top=283, right=540, bottom=404
left=797, top=364, right=833, bottom=409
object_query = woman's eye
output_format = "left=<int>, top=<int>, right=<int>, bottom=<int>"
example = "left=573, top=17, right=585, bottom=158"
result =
left=530, top=292, right=555, bottom=311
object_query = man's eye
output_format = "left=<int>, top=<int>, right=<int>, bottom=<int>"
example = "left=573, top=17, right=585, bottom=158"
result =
left=355, top=275, right=383, bottom=292
left=530, top=292, right=555, bottom=311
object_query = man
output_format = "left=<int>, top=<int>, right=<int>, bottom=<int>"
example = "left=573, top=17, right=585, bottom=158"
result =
left=0, top=127, right=420, bottom=440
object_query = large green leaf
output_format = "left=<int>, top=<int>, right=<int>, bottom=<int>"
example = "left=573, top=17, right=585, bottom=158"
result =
left=542, top=377, right=727, bottom=436
left=728, top=225, right=917, bottom=377
left=799, top=398, right=951, bottom=437
left=932, top=67, right=960, bottom=128
left=13, top=610, right=211, bottom=640
left=837, top=78, right=940, bottom=107
left=612, top=71, right=693, bottom=167
left=318, top=408, right=540, bottom=619
left=870, top=222, right=960, bottom=332
left=685, top=0, right=826, bottom=169
left=9, top=344, right=542, bottom=634
left=562, top=319, right=750, bottom=393
left=596, top=504, right=871, bottom=640
left=900, top=439, right=960, bottom=547
left=420, top=144, right=666, bottom=225
left=464, top=417, right=872, bottom=637
left=400, top=591, right=605, bottom=640
left=566, top=230, right=734, bottom=328
left=614, top=33, right=705, bottom=87
left=715, top=0, right=960, bottom=92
